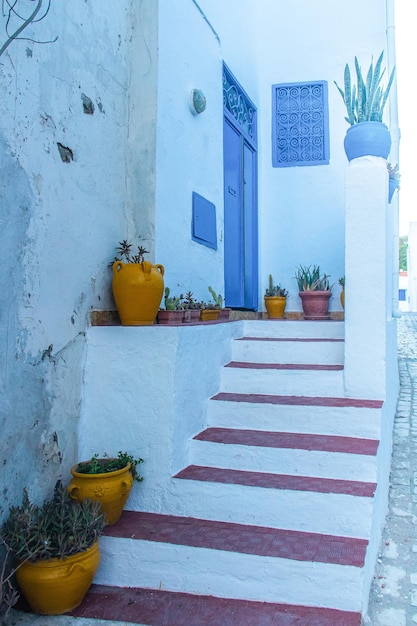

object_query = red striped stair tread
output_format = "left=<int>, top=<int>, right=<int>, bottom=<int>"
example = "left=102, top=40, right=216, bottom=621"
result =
left=194, top=427, right=379, bottom=455
left=175, top=465, right=376, bottom=497
left=226, top=361, right=343, bottom=370
left=103, top=510, right=367, bottom=566
left=212, top=391, right=383, bottom=408
left=69, top=584, right=362, bottom=625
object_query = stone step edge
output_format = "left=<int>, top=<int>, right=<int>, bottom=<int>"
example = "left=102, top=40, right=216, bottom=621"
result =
left=226, top=361, right=343, bottom=371
left=212, top=392, right=383, bottom=408
left=174, top=465, right=376, bottom=497
left=102, top=510, right=368, bottom=567
left=68, top=584, right=362, bottom=625
left=238, top=336, right=345, bottom=343
left=194, top=427, right=379, bottom=455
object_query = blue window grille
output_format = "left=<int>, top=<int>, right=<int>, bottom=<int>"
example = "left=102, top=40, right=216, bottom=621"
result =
left=223, top=64, right=257, bottom=144
left=399, top=289, right=406, bottom=301
left=272, top=81, right=329, bottom=167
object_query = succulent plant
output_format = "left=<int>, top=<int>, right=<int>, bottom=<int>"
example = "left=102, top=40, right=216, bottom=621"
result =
left=334, top=51, right=395, bottom=125
left=295, top=265, right=333, bottom=292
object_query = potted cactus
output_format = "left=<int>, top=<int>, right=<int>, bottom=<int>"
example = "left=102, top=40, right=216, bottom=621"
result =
left=208, top=287, right=231, bottom=320
left=180, top=291, right=201, bottom=323
left=334, top=51, right=395, bottom=161
left=264, top=275, right=288, bottom=319
left=157, top=288, right=184, bottom=324
left=295, top=265, right=333, bottom=320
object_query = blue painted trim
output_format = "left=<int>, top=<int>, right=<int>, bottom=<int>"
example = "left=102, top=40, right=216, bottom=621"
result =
left=191, top=192, right=217, bottom=250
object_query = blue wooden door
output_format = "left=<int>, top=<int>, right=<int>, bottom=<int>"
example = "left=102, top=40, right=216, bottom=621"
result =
left=223, top=65, right=258, bottom=309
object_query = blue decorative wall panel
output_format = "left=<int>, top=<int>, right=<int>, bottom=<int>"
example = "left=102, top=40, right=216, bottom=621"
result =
left=272, top=81, right=329, bottom=167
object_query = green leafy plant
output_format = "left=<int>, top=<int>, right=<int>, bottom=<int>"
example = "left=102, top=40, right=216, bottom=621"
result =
left=111, top=240, right=149, bottom=266
left=265, top=274, right=288, bottom=297
left=163, top=287, right=183, bottom=311
left=1, top=482, right=105, bottom=563
left=295, top=265, right=333, bottom=292
left=208, top=287, right=223, bottom=309
left=334, top=51, right=395, bottom=125
left=75, top=452, right=144, bottom=483
left=338, top=276, right=345, bottom=288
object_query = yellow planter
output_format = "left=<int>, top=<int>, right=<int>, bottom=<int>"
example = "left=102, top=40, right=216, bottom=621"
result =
left=340, top=288, right=345, bottom=309
left=112, top=260, right=164, bottom=325
left=16, top=542, right=100, bottom=615
left=264, top=296, right=287, bottom=319
left=200, top=309, right=220, bottom=321
left=69, top=462, right=133, bottom=525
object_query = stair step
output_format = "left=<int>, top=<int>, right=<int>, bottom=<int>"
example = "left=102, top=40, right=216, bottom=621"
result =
left=212, top=392, right=383, bottom=408
left=239, top=336, right=345, bottom=342
left=69, top=584, right=362, bottom=625
left=220, top=365, right=344, bottom=396
left=207, top=396, right=382, bottom=439
left=175, top=465, right=376, bottom=497
left=102, top=511, right=367, bottom=566
left=226, top=361, right=343, bottom=371
left=194, top=427, right=379, bottom=455
left=231, top=337, right=344, bottom=366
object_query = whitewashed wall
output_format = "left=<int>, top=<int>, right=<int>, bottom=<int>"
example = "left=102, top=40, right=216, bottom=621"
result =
left=197, top=0, right=391, bottom=313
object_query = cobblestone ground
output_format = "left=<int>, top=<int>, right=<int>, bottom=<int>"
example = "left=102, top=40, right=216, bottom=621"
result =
left=366, top=313, right=417, bottom=626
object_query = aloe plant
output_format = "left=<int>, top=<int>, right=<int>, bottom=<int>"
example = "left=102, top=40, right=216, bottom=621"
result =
left=295, top=265, right=333, bottom=292
left=334, top=51, right=395, bottom=125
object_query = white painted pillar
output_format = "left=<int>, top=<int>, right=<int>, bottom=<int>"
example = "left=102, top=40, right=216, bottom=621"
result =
left=344, top=157, right=389, bottom=400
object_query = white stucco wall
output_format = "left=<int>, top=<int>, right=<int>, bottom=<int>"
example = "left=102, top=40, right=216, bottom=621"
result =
left=195, top=0, right=391, bottom=313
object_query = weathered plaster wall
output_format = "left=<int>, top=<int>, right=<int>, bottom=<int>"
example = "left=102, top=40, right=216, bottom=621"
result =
left=0, top=2, right=139, bottom=516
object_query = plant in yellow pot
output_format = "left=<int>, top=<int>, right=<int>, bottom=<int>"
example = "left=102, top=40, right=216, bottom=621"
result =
left=1, top=482, right=105, bottom=616
left=339, top=276, right=345, bottom=310
left=264, top=274, right=288, bottom=319
left=111, top=240, right=165, bottom=325
left=69, top=451, right=144, bottom=526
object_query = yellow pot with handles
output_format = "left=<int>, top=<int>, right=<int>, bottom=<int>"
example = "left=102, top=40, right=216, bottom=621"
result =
left=112, top=260, right=164, bottom=325
left=16, top=542, right=100, bottom=615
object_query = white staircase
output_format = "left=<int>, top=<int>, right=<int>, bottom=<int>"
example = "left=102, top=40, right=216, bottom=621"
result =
left=78, top=320, right=383, bottom=624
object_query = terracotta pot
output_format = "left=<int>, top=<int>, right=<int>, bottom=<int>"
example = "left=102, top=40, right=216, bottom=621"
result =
left=299, top=291, right=331, bottom=320
left=218, top=308, right=232, bottom=321
left=264, top=296, right=287, bottom=319
left=16, top=542, right=100, bottom=615
left=157, top=310, right=184, bottom=325
left=182, top=309, right=201, bottom=323
left=69, top=462, right=133, bottom=525
left=112, top=261, right=164, bottom=325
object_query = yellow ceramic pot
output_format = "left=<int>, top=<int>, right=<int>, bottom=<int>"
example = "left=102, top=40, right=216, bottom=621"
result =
left=264, top=296, right=287, bottom=319
left=69, top=462, right=133, bottom=525
left=340, top=288, right=345, bottom=310
left=16, top=542, right=100, bottom=615
left=112, top=260, right=164, bottom=325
